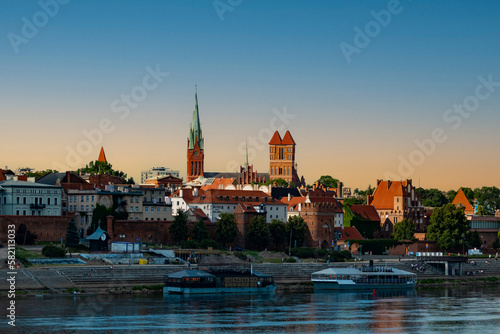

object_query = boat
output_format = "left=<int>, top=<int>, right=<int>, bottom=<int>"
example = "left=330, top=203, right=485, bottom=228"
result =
left=311, top=262, right=417, bottom=291
left=163, top=264, right=277, bottom=294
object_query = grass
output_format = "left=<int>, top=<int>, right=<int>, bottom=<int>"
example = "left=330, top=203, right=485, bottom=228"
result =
left=16, top=247, right=44, bottom=259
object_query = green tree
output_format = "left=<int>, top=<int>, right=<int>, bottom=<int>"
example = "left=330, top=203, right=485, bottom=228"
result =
left=91, top=204, right=113, bottom=232
left=426, top=203, right=469, bottom=251
left=391, top=218, right=416, bottom=241
left=169, top=211, right=189, bottom=245
left=247, top=216, right=270, bottom=250
left=446, top=190, right=457, bottom=203
left=65, top=218, right=80, bottom=248
left=77, top=160, right=134, bottom=183
left=215, top=212, right=237, bottom=247
left=192, top=219, right=209, bottom=242
left=269, top=219, right=287, bottom=250
left=287, top=215, right=308, bottom=248
left=466, top=230, right=482, bottom=249
left=474, top=186, right=500, bottom=213
left=415, top=188, right=449, bottom=207
left=316, top=175, right=339, bottom=189
left=460, top=187, right=475, bottom=204
left=476, top=205, right=488, bottom=216
left=265, top=178, right=289, bottom=187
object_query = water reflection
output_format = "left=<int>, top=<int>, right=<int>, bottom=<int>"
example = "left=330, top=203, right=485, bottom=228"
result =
left=1, top=286, right=500, bottom=333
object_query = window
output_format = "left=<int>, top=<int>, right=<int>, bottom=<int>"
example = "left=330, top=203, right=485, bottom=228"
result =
left=16, top=197, right=20, bottom=204
left=145, top=207, right=149, bottom=212
left=16, top=210, right=20, bottom=215
left=23, top=197, right=27, bottom=204
left=81, top=205, right=84, bottom=211
left=164, top=208, right=167, bottom=213
left=47, top=209, right=51, bottom=215
left=86, top=205, right=89, bottom=211
left=23, top=210, right=27, bottom=216
left=55, top=198, right=58, bottom=205
left=157, top=207, right=160, bottom=213
left=81, top=196, right=84, bottom=201
left=91, top=195, right=94, bottom=202
left=86, top=196, right=89, bottom=202
left=47, top=197, right=51, bottom=205
left=136, top=206, right=139, bottom=212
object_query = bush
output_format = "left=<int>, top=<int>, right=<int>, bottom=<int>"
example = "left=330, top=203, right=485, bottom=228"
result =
left=200, top=239, right=222, bottom=250
left=181, top=240, right=200, bottom=249
left=285, top=257, right=296, bottom=263
left=42, top=245, right=66, bottom=258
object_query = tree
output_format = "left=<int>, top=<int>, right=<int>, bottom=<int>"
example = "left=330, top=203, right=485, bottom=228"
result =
left=466, top=230, right=482, bottom=249
left=391, top=218, right=416, bottom=241
left=26, top=169, right=58, bottom=179
left=415, top=188, right=449, bottom=207
left=287, top=215, right=308, bottom=248
left=169, top=211, right=189, bottom=245
left=426, top=203, right=469, bottom=251
left=476, top=205, right=488, bottom=216
left=446, top=190, right=457, bottom=203
left=76, top=160, right=132, bottom=183
left=215, top=212, right=237, bottom=247
left=265, top=178, right=289, bottom=187
left=316, top=175, right=338, bottom=189
left=15, top=224, right=37, bottom=245
left=247, top=216, right=270, bottom=250
left=192, top=219, right=209, bottom=243
left=474, top=186, right=500, bottom=213
left=460, top=187, right=475, bottom=204
left=65, top=218, right=80, bottom=248
left=269, top=219, right=287, bottom=250
left=91, top=204, right=113, bottom=232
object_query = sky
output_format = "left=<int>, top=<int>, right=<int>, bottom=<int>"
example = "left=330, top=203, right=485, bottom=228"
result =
left=1, top=0, right=499, bottom=191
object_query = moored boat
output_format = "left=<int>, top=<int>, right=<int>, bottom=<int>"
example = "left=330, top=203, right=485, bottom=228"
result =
left=164, top=264, right=276, bottom=294
left=312, top=263, right=417, bottom=291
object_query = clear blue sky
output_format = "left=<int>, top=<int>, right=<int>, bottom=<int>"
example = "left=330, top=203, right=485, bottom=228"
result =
left=1, top=1, right=499, bottom=190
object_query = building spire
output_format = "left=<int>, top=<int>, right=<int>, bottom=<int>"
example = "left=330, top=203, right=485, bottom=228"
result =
left=245, top=140, right=249, bottom=170
left=188, top=86, right=203, bottom=150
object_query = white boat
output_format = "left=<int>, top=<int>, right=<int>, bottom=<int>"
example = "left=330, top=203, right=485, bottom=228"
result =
left=311, top=264, right=417, bottom=291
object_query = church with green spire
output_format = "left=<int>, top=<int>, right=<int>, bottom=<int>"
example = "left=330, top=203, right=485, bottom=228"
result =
left=187, top=87, right=204, bottom=182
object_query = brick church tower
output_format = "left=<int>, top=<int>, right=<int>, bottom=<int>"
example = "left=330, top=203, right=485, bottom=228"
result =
left=187, top=88, right=204, bottom=182
left=269, top=130, right=300, bottom=185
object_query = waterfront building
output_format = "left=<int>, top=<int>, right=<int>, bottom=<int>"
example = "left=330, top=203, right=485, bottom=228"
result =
left=0, top=176, right=62, bottom=216
left=368, top=179, right=424, bottom=237
left=467, top=215, right=500, bottom=249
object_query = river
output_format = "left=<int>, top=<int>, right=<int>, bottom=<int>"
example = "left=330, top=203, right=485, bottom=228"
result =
left=2, top=286, right=500, bottom=333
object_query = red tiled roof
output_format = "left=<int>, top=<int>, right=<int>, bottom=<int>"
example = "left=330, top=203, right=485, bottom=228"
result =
left=281, top=130, right=296, bottom=145
left=171, top=188, right=206, bottom=203
left=200, top=178, right=236, bottom=191
left=452, top=189, right=474, bottom=213
left=186, top=189, right=286, bottom=206
left=349, top=204, right=381, bottom=222
left=98, top=147, right=107, bottom=163
left=269, top=131, right=282, bottom=145
left=334, top=226, right=364, bottom=241
left=369, top=180, right=410, bottom=210
left=285, top=196, right=343, bottom=213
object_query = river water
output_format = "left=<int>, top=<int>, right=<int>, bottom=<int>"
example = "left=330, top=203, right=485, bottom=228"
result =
left=2, top=286, right=500, bottom=333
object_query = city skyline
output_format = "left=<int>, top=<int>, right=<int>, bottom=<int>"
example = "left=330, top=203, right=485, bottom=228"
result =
left=1, top=1, right=500, bottom=190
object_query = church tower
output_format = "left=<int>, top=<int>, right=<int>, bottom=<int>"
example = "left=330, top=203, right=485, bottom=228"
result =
left=269, top=130, right=299, bottom=185
left=187, top=87, right=204, bottom=182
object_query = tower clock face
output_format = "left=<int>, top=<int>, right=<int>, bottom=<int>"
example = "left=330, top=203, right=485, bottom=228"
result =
left=194, top=151, right=199, bottom=156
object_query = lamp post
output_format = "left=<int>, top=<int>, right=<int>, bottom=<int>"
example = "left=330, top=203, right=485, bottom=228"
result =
left=288, top=226, right=292, bottom=257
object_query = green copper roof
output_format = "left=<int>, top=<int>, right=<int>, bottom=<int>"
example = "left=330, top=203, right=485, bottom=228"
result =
left=188, top=88, right=203, bottom=150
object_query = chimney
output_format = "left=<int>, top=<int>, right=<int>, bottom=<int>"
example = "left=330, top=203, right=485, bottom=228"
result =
left=387, top=180, right=392, bottom=189
left=288, top=193, right=291, bottom=201
left=377, top=179, right=382, bottom=186
left=14, top=176, right=18, bottom=181
left=179, top=189, right=183, bottom=198
left=337, top=181, right=343, bottom=199
left=27, top=177, right=35, bottom=183
left=106, top=215, right=114, bottom=239
left=193, top=187, right=198, bottom=197
left=66, top=171, right=71, bottom=183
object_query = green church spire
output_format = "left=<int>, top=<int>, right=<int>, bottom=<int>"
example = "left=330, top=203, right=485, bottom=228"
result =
left=188, top=86, right=203, bottom=150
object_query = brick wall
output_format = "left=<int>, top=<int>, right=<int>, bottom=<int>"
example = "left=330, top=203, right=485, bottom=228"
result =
left=0, top=215, right=72, bottom=243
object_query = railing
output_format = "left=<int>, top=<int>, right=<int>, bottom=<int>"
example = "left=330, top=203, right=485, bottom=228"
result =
left=30, top=203, right=46, bottom=209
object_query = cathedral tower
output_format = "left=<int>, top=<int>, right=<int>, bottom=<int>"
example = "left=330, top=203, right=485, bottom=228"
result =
left=187, top=88, right=204, bottom=182
left=269, top=130, right=299, bottom=185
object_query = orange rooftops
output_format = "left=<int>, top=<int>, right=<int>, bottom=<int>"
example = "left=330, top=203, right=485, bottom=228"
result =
left=369, top=180, right=410, bottom=210
left=281, top=130, right=296, bottom=145
left=269, top=131, right=282, bottom=145
left=98, top=147, right=107, bottom=163
left=452, top=188, right=474, bottom=214
left=269, top=130, right=296, bottom=145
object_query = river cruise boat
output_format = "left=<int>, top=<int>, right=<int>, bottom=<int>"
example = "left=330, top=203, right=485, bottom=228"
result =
left=164, top=264, right=276, bottom=294
left=311, top=264, right=417, bottom=291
